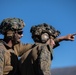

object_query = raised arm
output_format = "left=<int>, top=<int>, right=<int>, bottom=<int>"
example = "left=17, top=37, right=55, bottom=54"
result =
left=55, top=34, right=75, bottom=42
left=53, top=34, right=75, bottom=48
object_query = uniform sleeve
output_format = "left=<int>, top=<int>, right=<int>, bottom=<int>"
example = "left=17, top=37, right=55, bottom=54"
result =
left=39, top=45, right=51, bottom=75
left=53, top=39, right=60, bottom=48
left=0, top=49, right=4, bottom=75
left=15, top=43, right=33, bottom=56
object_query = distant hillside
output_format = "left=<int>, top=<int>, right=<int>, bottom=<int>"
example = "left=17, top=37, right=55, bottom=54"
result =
left=51, top=66, right=76, bottom=75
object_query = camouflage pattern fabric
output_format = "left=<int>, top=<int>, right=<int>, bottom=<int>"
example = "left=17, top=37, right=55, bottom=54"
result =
left=14, top=43, right=33, bottom=57
left=30, top=23, right=61, bottom=42
left=0, top=41, right=19, bottom=75
left=39, top=44, right=52, bottom=75
left=0, top=18, right=25, bottom=35
left=0, top=39, right=33, bottom=75
left=0, top=43, right=5, bottom=75
left=19, top=43, right=53, bottom=75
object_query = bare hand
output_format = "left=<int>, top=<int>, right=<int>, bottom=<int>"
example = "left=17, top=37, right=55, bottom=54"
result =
left=64, top=34, right=75, bottom=41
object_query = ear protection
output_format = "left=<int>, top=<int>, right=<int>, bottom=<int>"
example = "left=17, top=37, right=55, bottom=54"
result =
left=41, top=33, right=50, bottom=43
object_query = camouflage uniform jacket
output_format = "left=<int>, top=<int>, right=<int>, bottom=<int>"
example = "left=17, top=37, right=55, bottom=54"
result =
left=14, top=42, right=33, bottom=57
left=19, top=43, right=53, bottom=75
left=0, top=40, right=19, bottom=75
left=0, top=40, right=33, bottom=75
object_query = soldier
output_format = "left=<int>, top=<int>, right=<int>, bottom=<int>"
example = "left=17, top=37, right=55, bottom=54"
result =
left=0, top=18, right=33, bottom=75
left=19, top=23, right=75, bottom=75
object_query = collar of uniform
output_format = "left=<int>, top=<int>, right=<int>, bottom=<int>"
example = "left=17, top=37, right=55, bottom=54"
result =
left=0, top=39, right=12, bottom=49
left=47, top=44, right=53, bottom=60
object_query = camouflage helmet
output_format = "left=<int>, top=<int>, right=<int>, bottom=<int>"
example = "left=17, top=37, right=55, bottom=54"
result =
left=30, top=23, right=61, bottom=42
left=0, top=18, right=25, bottom=34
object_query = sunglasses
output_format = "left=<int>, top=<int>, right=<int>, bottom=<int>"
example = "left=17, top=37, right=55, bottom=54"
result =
left=17, top=31, right=23, bottom=35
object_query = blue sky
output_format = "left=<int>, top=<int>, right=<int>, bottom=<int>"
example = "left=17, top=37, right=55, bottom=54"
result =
left=0, top=0, right=76, bottom=69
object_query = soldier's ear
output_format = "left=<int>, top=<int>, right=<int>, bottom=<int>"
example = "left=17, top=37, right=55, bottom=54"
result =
left=41, top=33, right=49, bottom=43
left=6, top=31, right=14, bottom=37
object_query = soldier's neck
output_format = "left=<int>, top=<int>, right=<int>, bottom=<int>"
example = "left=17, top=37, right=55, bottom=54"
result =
left=7, top=40, right=13, bottom=47
left=4, top=39, right=13, bottom=48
